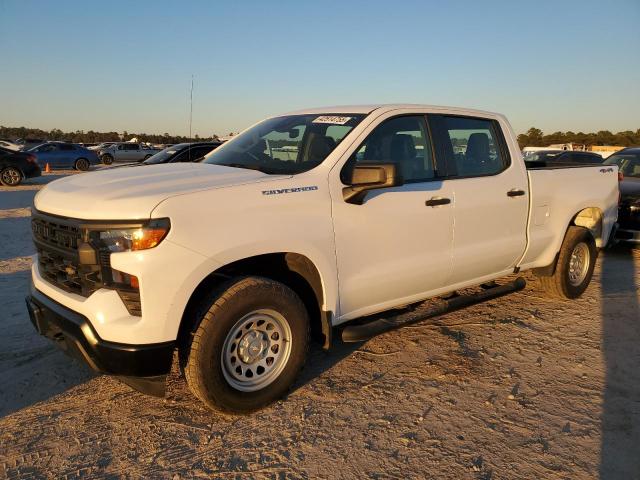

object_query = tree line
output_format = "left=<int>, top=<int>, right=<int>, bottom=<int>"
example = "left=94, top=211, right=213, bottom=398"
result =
left=517, top=128, right=640, bottom=149
left=0, top=126, right=220, bottom=144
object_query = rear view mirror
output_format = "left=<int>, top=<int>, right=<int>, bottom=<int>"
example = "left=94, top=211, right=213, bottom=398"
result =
left=342, top=162, right=403, bottom=204
left=288, top=128, right=299, bottom=139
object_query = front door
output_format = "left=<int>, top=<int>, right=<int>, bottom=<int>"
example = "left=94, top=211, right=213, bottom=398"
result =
left=332, top=115, right=454, bottom=320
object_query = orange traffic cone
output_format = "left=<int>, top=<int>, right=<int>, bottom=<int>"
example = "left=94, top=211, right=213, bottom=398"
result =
left=45, top=163, right=51, bottom=173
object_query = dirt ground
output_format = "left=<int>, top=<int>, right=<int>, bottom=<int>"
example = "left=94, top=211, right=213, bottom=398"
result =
left=1, top=173, right=639, bottom=479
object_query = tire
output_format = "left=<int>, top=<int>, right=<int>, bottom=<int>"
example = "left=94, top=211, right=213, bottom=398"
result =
left=182, top=276, right=310, bottom=413
left=74, top=158, right=90, bottom=171
left=101, top=154, right=114, bottom=165
left=143, top=154, right=152, bottom=161
left=539, top=226, right=597, bottom=299
left=0, top=167, right=23, bottom=186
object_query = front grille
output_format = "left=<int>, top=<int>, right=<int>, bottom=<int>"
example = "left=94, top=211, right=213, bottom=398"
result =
left=32, top=214, right=104, bottom=297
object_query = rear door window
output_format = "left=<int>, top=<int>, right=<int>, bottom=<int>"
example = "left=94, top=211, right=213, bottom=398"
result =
left=428, top=115, right=509, bottom=177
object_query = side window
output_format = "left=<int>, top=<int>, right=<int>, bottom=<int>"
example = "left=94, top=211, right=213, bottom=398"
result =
left=429, top=115, right=509, bottom=177
left=129, top=144, right=140, bottom=151
left=60, top=144, right=75, bottom=151
left=118, top=144, right=126, bottom=150
left=347, top=115, right=434, bottom=183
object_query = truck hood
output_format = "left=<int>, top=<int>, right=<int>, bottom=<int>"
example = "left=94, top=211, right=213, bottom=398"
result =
left=34, top=163, right=284, bottom=219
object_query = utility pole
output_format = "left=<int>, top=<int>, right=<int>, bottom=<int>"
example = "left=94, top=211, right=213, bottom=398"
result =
left=189, top=75, right=194, bottom=140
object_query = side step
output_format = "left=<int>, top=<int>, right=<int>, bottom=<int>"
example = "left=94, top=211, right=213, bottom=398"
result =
left=341, top=277, right=527, bottom=343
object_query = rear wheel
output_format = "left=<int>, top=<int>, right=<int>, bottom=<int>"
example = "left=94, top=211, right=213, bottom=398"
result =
left=74, top=158, right=90, bottom=171
left=182, top=276, right=310, bottom=413
left=101, top=154, right=113, bottom=165
left=539, top=226, right=597, bottom=299
left=0, top=167, right=22, bottom=186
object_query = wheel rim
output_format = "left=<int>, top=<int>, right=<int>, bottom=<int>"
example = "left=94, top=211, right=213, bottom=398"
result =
left=221, top=309, right=292, bottom=392
left=1, top=168, right=21, bottom=185
left=568, top=242, right=590, bottom=286
left=77, top=159, right=89, bottom=170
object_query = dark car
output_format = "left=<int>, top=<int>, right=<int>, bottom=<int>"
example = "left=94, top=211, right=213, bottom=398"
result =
left=0, top=146, right=41, bottom=186
left=526, top=149, right=604, bottom=164
left=143, top=142, right=222, bottom=165
left=603, top=147, right=640, bottom=245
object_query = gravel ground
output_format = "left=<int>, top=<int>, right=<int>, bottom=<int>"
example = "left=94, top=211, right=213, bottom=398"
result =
left=0, top=172, right=639, bottom=479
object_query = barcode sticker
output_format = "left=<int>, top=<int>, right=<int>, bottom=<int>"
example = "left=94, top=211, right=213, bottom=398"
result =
left=312, top=116, right=352, bottom=125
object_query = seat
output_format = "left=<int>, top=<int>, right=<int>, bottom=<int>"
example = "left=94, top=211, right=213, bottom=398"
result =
left=306, top=135, right=336, bottom=162
left=390, top=134, right=417, bottom=180
left=464, top=132, right=491, bottom=175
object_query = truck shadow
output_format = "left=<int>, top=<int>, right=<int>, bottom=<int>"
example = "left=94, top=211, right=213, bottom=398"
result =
left=599, top=246, right=640, bottom=478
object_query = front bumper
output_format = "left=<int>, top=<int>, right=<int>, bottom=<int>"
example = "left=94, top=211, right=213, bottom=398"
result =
left=26, top=287, right=175, bottom=396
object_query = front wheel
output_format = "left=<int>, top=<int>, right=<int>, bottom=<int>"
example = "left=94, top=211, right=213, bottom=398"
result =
left=0, top=167, right=23, bottom=186
left=539, top=226, right=597, bottom=299
left=182, top=277, right=310, bottom=413
left=101, top=154, right=113, bottom=165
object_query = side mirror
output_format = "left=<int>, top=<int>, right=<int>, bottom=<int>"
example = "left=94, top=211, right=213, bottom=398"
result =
left=342, top=162, right=403, bottom=204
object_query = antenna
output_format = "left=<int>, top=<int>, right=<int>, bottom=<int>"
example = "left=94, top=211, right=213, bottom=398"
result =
left=189, top=75, right=194, bottom=140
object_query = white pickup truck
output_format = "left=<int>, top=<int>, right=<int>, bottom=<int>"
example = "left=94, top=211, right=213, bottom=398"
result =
left=26, top=105, right=619, bottom=412
left=98, top=142, right=160, bottom=164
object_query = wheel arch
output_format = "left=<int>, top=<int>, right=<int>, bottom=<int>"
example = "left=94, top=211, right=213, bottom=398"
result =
left=571, top=206, right=604, bottom=247
left=178, top=252, right=332, bottom=352
left=535, top=207, right=603, bottom=277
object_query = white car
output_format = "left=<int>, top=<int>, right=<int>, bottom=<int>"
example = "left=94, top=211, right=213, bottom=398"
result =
left=0, top=140, right=21, bottom=151
left=26, top=104, right=619, bottom=412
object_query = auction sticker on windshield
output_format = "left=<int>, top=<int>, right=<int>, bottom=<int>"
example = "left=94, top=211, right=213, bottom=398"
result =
left=312, top=116, right=352, bottom=125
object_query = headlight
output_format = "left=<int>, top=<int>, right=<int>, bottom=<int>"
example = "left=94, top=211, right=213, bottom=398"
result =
left=96, top=218, right=170, bottom=253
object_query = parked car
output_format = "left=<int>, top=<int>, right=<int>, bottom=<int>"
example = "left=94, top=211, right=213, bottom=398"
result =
left=87, top=142, right=117, bottom=151
left=29, top=142, right=100, bottom=171
left=15, top=138, right=47, bottom=151
left=0, top=139, right=21, bottom=151
left=0, top=146, right=41, bottom=186
left=143, top=142, right=222, bottom=165
left=98, top=143, right=161, bottom=164
left=524, top=149, right=603, bottom=164
left=603, top=147, right=640, bottom=245
left=26, top=104, right=618, bottom=413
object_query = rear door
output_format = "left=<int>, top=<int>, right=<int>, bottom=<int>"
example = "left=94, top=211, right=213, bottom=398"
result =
left=59, top=144, right=76, bottom=167
left=428, top=114, right=528, bottom=285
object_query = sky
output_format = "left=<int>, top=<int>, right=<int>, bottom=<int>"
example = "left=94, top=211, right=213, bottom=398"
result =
left=1, top=0, right=638, bottom=137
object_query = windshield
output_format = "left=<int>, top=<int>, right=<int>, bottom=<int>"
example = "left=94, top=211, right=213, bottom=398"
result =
left=202, top=114, right=365, bottom=174
left=144, top=144, right=187, bottom=164
left=604, top=152, right=640, bottom=177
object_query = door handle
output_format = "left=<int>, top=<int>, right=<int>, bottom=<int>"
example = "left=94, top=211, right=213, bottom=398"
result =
left=507, top=189, right=526, bottom=197
left=425, top=197, right=451, bottom=207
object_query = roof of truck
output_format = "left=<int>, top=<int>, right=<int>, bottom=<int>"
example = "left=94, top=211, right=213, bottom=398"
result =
left=283, top=104, right=501, bottom=117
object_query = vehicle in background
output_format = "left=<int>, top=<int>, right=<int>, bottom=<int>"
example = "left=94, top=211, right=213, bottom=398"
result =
left=29, top=142, right=100, bottom=171
left=98, top=143, right=161, bottom=165
left=604, top=147, right=640, bottom=245
left=27, top=104, right=619, bottom=413
left=0, top=139, right=22, bottom=151
left=143, top=142, right=222, bottom=165
left=88, top=142, right=118, bottom=151
left=15, top=138, right=47, bottom=151
left=0, top=146, right=41, bottom=186
left=524, top=149, right=603, bottom=165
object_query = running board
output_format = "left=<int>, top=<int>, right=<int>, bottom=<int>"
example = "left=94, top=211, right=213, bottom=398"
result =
left=341, top=277, right=527, bottom=343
